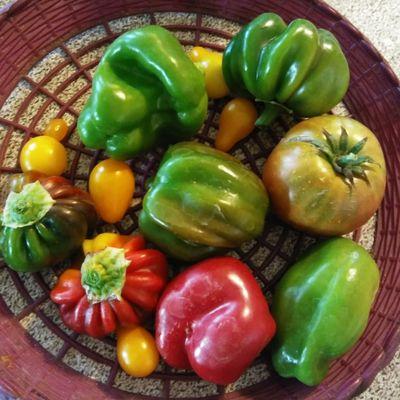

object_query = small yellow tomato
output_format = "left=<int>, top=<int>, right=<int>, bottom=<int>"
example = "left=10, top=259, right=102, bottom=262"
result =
left=83, top=232, right=131, bottom=255
left=188, top=46, right=229, bottom=99
left=43, top=119, right=68, bottom=141
left=89, top=159, right=135, bottom=224
left=20, top=136, right=67, bottom=176
left=117, top=326, right=159, bottom=378
left=215, top=98, right=258, bottom=152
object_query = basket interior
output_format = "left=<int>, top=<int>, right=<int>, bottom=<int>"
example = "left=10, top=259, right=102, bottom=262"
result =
left=0, top=2, right=399, bottom=400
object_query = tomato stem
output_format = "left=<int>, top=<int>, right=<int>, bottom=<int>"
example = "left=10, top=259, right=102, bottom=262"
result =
left=289, top=127, right=379, bottom=184
left=2, top=181, right=55, bottom=228
left=81, top=247, right=130, bottom=303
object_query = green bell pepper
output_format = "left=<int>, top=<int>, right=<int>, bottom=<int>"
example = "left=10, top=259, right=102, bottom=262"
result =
left=139, top=142, right=269, bottom=261
left=222, top=13, right=350, bottom=125
left=78, top=25, right=208, bottom=160
left=271, top=237, right=380, bottom=386
left=0, top=175, right=97, bottom=272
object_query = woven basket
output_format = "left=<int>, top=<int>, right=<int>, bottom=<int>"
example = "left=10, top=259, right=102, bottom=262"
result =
left=0, top=1, right=399, bottom=399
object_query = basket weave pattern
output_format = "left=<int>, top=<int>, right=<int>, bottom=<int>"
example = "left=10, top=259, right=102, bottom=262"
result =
left=0, top=1, right=399, bottom=399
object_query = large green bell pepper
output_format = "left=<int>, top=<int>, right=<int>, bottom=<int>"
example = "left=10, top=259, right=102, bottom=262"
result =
left=0, top=175, right=97, bottom=272
left=139, top=142, right=269, bottom=261
left=222, top=13, right=350, bottom=125
left=78, top=25, right=207, bottom=160
left=271, top=237, right=379, bottom=386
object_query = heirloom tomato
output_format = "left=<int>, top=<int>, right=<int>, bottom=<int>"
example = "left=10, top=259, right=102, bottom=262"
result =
left=263, top=116, right=386, bottom=236
left=0, top=174, right=96, bottom=272
left=50, top=235, right=168, bottom=337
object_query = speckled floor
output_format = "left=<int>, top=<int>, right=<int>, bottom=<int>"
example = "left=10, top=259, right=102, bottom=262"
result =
left=0, top=0, right=399, bottom=399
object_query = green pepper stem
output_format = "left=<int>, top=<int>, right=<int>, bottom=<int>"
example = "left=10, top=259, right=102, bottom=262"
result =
left=255, top=102, right=291, bottom=126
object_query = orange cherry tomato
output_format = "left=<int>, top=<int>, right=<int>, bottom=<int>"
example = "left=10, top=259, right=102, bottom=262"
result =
left=189, top=46, right=229, bottom=99
left=215, top=98, right=258, bottom=152
left=43, top=119, right=68, bottom=141
left=20, top=136, right=67, bottom=176
left=89, top=159, right=135, bottom=224
left=117, top=326, right=159, bottom=378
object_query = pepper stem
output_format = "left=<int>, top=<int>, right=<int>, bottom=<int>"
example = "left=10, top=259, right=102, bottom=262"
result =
left=2, top=181, right=55, bottom=228
left=255, top=101, right=292, bottom=127
left=81, top=247, right=130, bottom=304
left=289, top=126, right=379, bottom=184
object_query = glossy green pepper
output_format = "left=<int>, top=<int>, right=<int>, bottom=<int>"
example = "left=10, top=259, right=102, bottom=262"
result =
left=271, top=238, right=380, bottom=386
left=222, top=13, right=350, bottom=125
left=139, top=142, right=269, bottom=261
left=0, top=175, right=97, bottom=272
left=78, top=25, right=207, bottom=160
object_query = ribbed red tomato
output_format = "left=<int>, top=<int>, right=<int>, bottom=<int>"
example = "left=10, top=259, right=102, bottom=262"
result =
left=51, top=235, right=168, bottom=337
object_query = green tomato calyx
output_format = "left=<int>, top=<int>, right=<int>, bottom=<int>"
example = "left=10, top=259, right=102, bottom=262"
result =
left=2, top=181, right=55, bottom=228
left=81, top=247, right=130, bottom=303
left=289, top=127, right=378, bottom=184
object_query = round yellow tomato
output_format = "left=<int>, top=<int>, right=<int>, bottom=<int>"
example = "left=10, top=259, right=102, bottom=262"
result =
left=20, top=136, right=67, bottom=176
left=89, top=159, right=135, bottom=224
left=189, top=46, right=229, bottom=99
left=117, top=326, right=159, bottom=378
left=43, top=119, right=69, bottom=141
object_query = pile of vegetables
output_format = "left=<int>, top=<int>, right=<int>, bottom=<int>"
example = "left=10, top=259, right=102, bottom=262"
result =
left=0, top=13, right=387, bottom=388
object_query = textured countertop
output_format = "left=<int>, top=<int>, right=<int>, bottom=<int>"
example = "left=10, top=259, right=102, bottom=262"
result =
left=0, top=0, right=398, bottom=399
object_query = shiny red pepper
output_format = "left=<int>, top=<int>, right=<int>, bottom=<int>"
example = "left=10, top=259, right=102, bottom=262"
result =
left=156, top=256, right=276, bottom=384
left=51, top=235, right=168, bottom=337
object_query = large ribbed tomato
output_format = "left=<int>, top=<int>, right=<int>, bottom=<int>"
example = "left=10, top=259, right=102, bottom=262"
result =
left=50, top=235, right=168, bottom=337
left=263, top=116, right=386, bottom=236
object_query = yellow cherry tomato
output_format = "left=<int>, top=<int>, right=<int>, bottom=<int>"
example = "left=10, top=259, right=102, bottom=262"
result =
left=83, top=232, right=131, bottom=255
left=215, top=98, right=258, bottom=152
left=188, top=46, right=229, bottom=99
left=43, top=119, right=69, bottom=141
left=89, top=159, right=135, bottom=224
left=20, top=136, right=67, bottom=176
left=117, top=326, right=159, bottom=378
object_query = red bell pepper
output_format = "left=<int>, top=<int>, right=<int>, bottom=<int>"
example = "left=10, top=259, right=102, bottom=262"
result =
left=156, top=256, right=276, bottom=384
left=51, top=235, right=168, bottom=337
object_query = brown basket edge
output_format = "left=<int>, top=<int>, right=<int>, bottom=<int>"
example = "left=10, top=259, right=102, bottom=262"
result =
left=0, top=1, right=398, bottom=399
